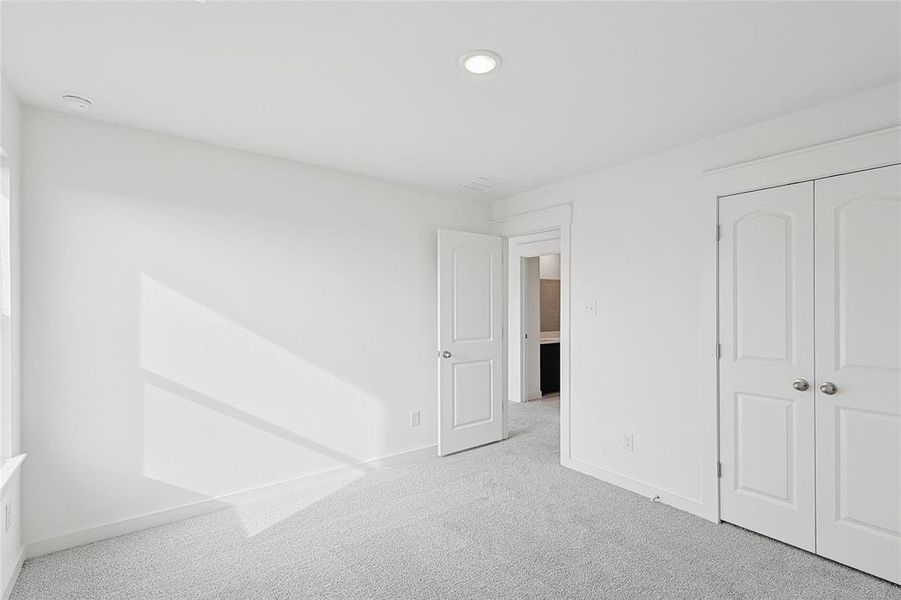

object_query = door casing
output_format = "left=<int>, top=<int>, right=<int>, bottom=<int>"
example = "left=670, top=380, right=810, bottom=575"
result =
left=492, top=205, right=573, bottom=465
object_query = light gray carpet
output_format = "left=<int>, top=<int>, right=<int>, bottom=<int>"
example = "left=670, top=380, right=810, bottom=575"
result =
left=13, top=399, right=900, bottom=599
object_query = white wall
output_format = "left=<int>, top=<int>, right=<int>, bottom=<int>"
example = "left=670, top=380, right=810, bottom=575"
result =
left=21, top=108, right=491, bottom=549
left=538, top=254, right=560, bottom=280
left=492, top=83, right=901, bottom=520
left=0, top=76, right=23, bottom=598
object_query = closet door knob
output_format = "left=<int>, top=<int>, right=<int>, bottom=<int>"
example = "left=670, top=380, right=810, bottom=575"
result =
left=442, top=351, right=452, bottom=359
left=819, top=381, right=838, bottom=395
left=792, top=379, right=810, bottom=392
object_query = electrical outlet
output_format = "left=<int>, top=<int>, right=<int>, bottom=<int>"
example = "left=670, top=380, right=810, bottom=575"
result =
left=410, top=410, right=421, bottom=427
left=622, top=434, right=635, bottom=452
left=582, top=299, right=597, bottom=316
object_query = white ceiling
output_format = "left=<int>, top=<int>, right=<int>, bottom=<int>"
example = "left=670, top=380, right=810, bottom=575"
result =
left=3, top=1, right=900, bottom=199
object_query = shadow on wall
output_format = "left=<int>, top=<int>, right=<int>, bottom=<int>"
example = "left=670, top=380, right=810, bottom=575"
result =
left=139, top=275, right=382, bottom=537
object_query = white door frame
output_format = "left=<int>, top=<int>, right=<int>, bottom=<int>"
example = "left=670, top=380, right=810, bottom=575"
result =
left=492, top=205, right=572, bottom=464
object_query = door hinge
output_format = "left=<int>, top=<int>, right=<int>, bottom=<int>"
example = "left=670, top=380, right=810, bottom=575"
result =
left=715, top=224, right=721, bottom=241
left=717, top=461, right=723, bottom=478
left=716, top=343, right=722, bottom=359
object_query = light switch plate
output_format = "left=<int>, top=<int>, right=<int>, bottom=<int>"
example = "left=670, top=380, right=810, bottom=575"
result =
left=582, top=299, right=597, bottom=316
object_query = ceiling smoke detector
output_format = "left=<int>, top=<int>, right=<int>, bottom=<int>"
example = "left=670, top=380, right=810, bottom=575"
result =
left=62, top=94, right=93, bottom=112
left=459, top=50, right=501, bottom=75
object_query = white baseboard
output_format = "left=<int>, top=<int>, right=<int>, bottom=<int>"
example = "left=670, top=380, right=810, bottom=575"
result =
left=2, top=547, right=24, bottom=600
left=24, top=447, right=715, bottom=562
left=25, top=444, right=437, bottom=559
left=562, top=456, right=716, bottom=522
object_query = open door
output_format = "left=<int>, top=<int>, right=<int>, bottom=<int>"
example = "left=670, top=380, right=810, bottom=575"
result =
left=437, top=229, right=504, bottom=456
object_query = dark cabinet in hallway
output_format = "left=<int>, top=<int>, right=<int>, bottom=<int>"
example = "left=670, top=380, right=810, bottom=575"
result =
left=540, top=342, right=560, bottom=395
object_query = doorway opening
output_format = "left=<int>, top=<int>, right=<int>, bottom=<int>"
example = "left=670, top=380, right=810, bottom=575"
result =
left=522, top=254, right=561, bottom=401
left=504, top=227, right=566, bottom=462
left=505, top=230, right=562, bottom=409
left=437, top=205, right=571, bottom=461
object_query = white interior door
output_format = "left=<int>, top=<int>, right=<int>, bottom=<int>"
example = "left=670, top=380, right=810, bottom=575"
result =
left=718, top=182, right=816, bottom=551
left=437, top=229, right=504, bottom=456
left=523, top=257, right=542, bottom=400
left=814, top=165, right=901, bottom=584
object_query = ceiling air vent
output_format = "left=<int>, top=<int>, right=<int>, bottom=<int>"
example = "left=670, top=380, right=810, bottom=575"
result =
left=458, top=177, right=507, bottom=193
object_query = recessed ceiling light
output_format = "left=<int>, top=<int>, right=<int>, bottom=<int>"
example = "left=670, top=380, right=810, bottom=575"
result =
left=62, top=94, right=93, bottom=112
left=459, top=50, right=501, bottom=75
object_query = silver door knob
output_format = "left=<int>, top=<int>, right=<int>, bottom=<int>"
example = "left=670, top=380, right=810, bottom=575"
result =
left=792, top=379, right=810, bottom=392
left=442, top=351, right=452, bottom=359
left=819, top=381, right=838, bottom=395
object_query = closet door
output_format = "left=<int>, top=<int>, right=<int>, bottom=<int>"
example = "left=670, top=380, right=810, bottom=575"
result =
left=718, top=182, right=816, bottom=551
left=814, top=164, right=901, bottom=584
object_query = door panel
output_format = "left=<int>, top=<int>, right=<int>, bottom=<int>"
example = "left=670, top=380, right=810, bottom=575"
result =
left=735, top=213, right=793, bottom=361
left=452, top=360, right=493, bottom=427
left=452, top=247, right=492, bottom=341
left=734, top=393, right=795, bottom=504
left=814, top=165, right=901, bottom=584
left=438, top=229, right=504, bottom=456
left=718, top=182, right=816, bottom=551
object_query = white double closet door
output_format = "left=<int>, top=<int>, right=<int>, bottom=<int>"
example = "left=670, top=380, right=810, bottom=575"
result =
left=718, top=164, right=900, bottom=584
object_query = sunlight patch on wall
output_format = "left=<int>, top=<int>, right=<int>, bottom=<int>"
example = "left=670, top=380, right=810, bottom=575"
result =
left=139, top=274, right=386, bottom=534
left=139, top=274, right=384, bottom=458
left=142, top=383, right=367, bottom=536
left=142, top=383, right=309, bottom=496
